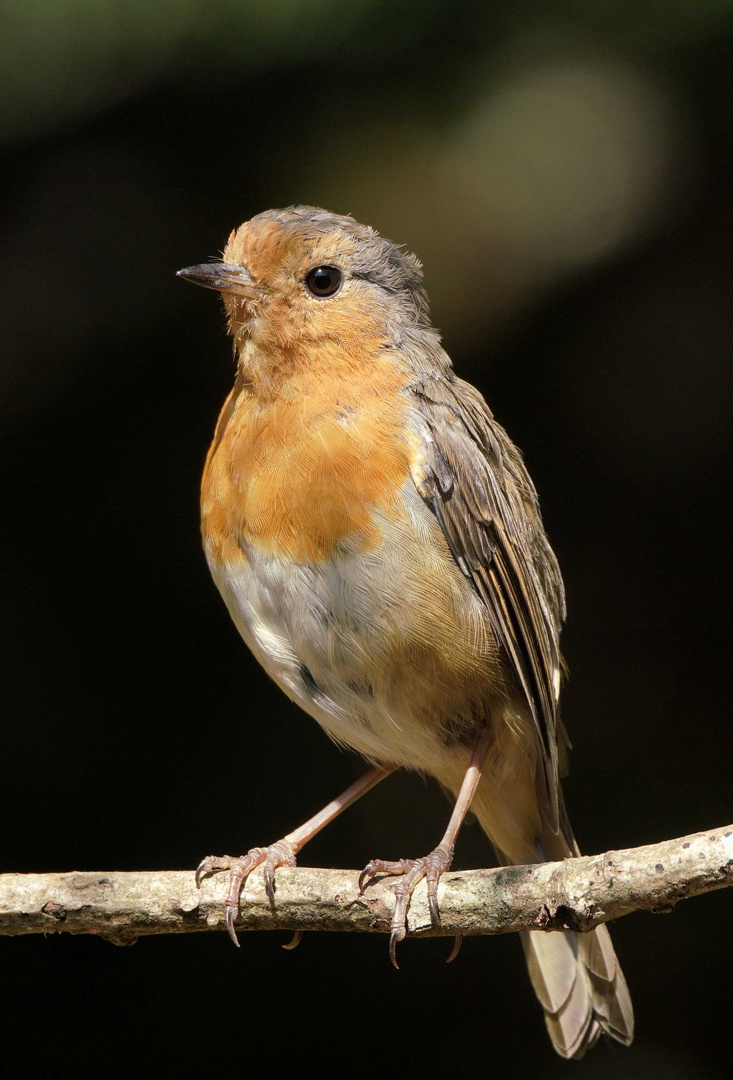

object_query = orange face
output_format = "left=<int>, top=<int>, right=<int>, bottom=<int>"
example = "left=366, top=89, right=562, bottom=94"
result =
left=224, top=215, right=363, bottom=349
left=179, top=206, right=430, bottom=364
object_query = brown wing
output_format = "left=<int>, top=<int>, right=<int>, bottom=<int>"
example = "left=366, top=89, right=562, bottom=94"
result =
left=409, top=372, right=566, bottom=831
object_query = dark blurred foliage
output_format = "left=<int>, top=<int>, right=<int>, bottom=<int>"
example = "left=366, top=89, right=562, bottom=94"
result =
left=2, top=2, right=733, bottom=1077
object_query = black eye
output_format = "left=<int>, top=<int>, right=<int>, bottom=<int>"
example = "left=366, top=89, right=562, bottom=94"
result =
left=305, top=265, right=342, bottom=298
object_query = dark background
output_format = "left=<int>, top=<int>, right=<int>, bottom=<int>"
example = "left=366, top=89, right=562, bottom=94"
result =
left=2, top=3, right=732, bottom=1077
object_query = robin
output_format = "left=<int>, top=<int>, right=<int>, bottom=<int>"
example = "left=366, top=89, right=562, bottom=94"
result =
left=177, top=206, right=633, bottom=1059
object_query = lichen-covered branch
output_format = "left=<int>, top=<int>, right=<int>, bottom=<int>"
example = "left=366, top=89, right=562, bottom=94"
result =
left=1, top=824, right=731, bottom=946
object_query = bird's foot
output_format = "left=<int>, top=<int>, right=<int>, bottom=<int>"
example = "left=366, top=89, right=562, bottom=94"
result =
left=358, top=845, right=454, bottom=968
left=195, top=839, right=297, bottom=946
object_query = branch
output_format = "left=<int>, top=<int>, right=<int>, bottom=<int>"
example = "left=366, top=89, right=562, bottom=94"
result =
left=1, top=824, right=731, bottom=946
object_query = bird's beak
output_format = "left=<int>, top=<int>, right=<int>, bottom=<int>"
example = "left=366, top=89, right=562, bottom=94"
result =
left=176, top=261, right=262, bottom=298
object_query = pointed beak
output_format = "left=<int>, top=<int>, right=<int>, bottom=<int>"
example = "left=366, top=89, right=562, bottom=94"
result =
left=176, top=261, right=262, bottom=298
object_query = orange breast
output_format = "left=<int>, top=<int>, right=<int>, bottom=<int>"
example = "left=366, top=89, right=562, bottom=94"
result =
left=201, top=346, right=414, bottom=565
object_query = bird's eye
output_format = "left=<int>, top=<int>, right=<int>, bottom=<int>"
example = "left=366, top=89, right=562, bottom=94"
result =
left=305, top=265, right=343, bottom=298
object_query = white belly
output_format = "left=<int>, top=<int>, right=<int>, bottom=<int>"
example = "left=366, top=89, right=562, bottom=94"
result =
left=204, top=493, right=495, bottom=775
left=207, top=543, right=430, bottom=767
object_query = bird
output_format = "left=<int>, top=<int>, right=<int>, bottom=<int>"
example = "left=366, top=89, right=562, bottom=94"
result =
left=177, top=205, right=633, bottom=1059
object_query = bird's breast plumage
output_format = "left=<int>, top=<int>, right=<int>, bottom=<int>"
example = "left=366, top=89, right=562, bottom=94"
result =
left=201, top=344, right=415, bottom=565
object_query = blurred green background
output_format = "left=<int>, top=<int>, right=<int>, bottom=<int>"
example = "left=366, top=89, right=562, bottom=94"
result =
left=2, top=2, right=733, bottom=1077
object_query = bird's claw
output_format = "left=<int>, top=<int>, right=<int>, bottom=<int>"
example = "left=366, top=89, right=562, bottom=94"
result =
left=446, top=934, right=463, bottom=964
left=195, top=853, right=234, bottom=888
left=195, top=840, right=297, bottom=946
left=389, top=928, right=404, bottom=970
left=358, top=857, right=412, bottom=894
left=282, top=930, right=303, bottom=951
left=359, top=847, right=454, bottom=968
left=225, top=901, right=240, bottom=947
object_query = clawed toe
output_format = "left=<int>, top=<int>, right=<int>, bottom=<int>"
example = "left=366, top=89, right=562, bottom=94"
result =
left=195, top=840, right=297, bottom=946
left=389, top=928, right=404, bottom=968
left=195, top=853, right=235, bottom=887
left=358, top=858, right=412, bottom=894
left=446, top=934, right=463, bottom=964
left=359, top=846, right=454, bottom=968
left=197, top=835, right=456, bottom=963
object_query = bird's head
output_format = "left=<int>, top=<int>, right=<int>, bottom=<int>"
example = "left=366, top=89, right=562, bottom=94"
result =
left=177, top=206, right=430, bottom=352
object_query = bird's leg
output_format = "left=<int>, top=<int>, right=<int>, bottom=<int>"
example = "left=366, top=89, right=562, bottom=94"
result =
left=359, top=726, right=493, bottom=968
left=196, top=764, right=393, bottom=946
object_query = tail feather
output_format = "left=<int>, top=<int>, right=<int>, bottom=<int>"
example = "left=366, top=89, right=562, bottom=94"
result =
left=522, top=925, right=633, bottom=1059
left=584, top=925, right=634, bottom=1045
left=472, top=779, right=634, bottom=1059
left=521, top=928, right=579, bottom=1015
left=522, top=932, right=594, bottom=1059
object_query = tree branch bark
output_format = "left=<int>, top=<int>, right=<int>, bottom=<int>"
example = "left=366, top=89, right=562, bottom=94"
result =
left=2, top=824, right=731, bottom=946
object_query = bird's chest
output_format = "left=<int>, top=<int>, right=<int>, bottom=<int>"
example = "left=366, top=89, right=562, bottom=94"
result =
left=201, top=375, right=414, bottom=566
left=200, top=374, right=501, bottom=767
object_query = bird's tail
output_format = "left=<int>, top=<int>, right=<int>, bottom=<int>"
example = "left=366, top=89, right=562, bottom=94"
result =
left=472, top=794, right=634, bottom=1059
left=519, top=913, right=634, bottom=1058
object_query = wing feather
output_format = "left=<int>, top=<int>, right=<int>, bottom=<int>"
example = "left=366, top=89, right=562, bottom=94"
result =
left=409, top=373, right=566, bottom=829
